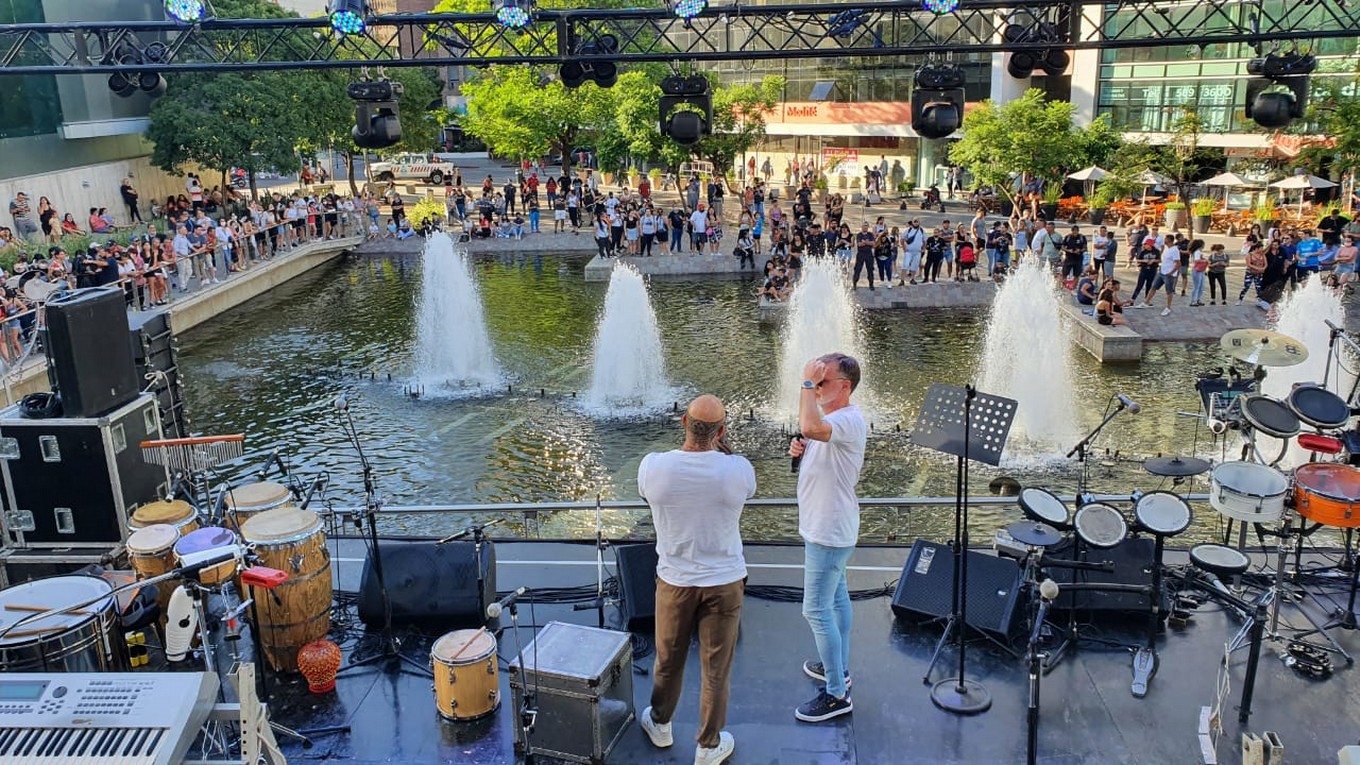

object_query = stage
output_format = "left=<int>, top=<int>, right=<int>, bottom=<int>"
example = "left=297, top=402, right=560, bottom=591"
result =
left=254, top=538, right=1360, bottom=765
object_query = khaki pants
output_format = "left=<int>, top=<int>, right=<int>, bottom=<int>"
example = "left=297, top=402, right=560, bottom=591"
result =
left=649, top=577, right=744, bottom=748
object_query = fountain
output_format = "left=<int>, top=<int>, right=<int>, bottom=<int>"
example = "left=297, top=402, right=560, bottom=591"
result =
left=581, top=262, right=673, bottom=415
left=978, top=256, right=1080, bottom=455
left=776, top=257, right=869, bottom=418
left=1261, top=277, right=1356, bottom=466
left=414, top=232, right=501, bottom=391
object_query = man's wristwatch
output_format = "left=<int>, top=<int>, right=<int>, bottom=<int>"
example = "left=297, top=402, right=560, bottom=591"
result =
left=802, top=380, right=816, bottom=390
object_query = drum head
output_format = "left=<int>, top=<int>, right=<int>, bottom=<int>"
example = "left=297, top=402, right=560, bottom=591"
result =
left=1294, top=463, right=1360, bottom=502
left=1288, top=384, right=1350, bottom=429
left=1018, top=488, right=1071, bottom=529
left=132, top=500, right=196, bottom=527
left=1213, top=461, right=1290, bottom=496
left=127, top=524, right=179, bottom=554
left=241, top=508, right=322, bottom=543
left=1074, top=503, right=1128, bottom=549
left=1134, top=491, right=1192, bottom=536
left=1189, top=544, right=1250, bottom=577
left=432, top=629, right=496, bottom=663
left=0, top=576, right=112, bottom=645
left=226, top=482, right=293, bottom=510
left=175, top=526, right=237, bottom=555
left=1241, top=395, right=1301, bottom=438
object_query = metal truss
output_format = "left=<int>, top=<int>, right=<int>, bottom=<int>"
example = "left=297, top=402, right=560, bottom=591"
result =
left=0, top=0, right=1354, bottom=76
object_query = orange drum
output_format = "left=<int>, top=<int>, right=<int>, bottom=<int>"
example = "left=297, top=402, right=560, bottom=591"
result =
left=130, top=499, right=200, bottom=535
left=1294, top=463, right=1360, bottom=528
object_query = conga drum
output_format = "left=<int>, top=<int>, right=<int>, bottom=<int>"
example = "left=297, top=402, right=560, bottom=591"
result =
left=432, top=629, right=500, bottom=721
left=240, top=508, right=332, bottom=673
left=225, top=482, right=295, bottom=532
left=174, top=527, right=241, bottom=587
left=126, top=523, right=180, bottom=619
left=130, top=499, right=200, bottom=535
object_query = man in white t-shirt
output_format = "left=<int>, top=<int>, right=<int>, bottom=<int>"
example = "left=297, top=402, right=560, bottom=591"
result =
left=1141, top=234, right=1182, bottom=316
left=788, top=353, right=867, bottom=723
left=637, top=394, right=754, bottom=765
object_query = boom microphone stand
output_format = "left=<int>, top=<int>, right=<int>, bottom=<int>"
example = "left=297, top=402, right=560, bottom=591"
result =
left=334, top=395, right=430, bottom=677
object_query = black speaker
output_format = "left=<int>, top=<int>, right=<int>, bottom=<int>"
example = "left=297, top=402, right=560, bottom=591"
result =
left=45, top=287, right=139, bottom=418
left=614, top=543, right=658, bottom=632
left=127, top=311, right=186, bottom=438
left=357, top=540, right=496, bottom=629
left=1046, top=536, right=1164, bottom=622
left=891, top=540, right=1024, bottom=641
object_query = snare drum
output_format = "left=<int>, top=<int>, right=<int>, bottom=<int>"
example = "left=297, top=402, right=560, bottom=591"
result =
left=1188, top=544, right=1251, bottom=579
left=1133, top=491, right=1192, bottom=537
left=1288, top=384, right=1351, bottom=430
left=240, top=508, right=333, bottom=673
left=432, top=629, right=500, bottom=721
left=225, top=482, right=295, bottom=532
left=129, top=499, right=200, bottom=535
left=0, top=575, right=128, bottom=672
left=1074, top=503, right=1128, bottom=548
left=1209, top=461, right=1289, bottom=524
left=174, top=527, right=240, bottom=586
left=1240, top=395, right=1301, bottom=439
left=127, top=523, right=180, bottom=617
left=1019, top=487, right=1072, bottom=530
left=1293, top=463, right=1360, bottom=528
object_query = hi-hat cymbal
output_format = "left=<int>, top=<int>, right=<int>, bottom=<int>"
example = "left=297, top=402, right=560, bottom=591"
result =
left=1006, top=521, right=1063, bottom=548
left=1220, top=329, right=1308, bottom=367
left=1144, top=455, right=1211, bottom=477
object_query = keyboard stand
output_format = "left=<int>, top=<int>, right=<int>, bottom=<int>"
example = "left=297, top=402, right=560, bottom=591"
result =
left=185, top=664, right=286, bottom=765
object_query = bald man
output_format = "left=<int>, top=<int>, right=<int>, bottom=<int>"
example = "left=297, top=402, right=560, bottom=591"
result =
left=636, top=394, right=756, bottom=765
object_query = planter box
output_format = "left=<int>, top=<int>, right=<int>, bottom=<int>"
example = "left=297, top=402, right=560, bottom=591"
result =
left=1164, top=209, right=1187, bottom=230
left=1088, top=208, right=1107, bottom=226
left=1039, top=203, right=1059, bottom=221
left=1192, top=215, right=1212, bottom=234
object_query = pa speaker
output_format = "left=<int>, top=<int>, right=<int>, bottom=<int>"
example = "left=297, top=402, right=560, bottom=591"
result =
left=44, top=287, right=139, bottom=418
left=891, top=540, right=1024, bottom=641
left=614, top=543, right=658, bottom=632
left=1046, top=536, right=1164, bottom=622
left=357, top=540, right=495, bottom=629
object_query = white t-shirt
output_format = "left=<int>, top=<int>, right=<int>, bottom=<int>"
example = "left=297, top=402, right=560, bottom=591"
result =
left=1093, top=234, right=1110, bottom=260
left=690, top=209, right=708, bottom=232
left=638, top=450, right=756, bottom=588
left=797, top=404, right=868, bottom=548
left=1161, top=245, right=1181, bottom=275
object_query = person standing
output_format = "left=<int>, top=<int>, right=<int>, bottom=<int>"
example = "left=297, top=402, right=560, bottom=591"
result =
left=852, top=222, right=876, bottom=290
left=789, top=353, right=867, bottom=723
left=636, top=394, right=754, bottom=765
left=1141, top=235, right=1181, bottom=315
left=120, top=177, right=142, bottom=224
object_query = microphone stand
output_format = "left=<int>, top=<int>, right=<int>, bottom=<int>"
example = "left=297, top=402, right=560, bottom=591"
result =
left=1065, top=397, right=1133, bottom=500
left=1026, top=585, right=1056, bottom=765
left=335, top=402, right=430, bottom=678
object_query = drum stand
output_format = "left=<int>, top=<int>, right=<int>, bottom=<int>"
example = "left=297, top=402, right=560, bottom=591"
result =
left=1266, top=513, right=1352, bottom=664
left=1289, top=524, right=1360, bottom=664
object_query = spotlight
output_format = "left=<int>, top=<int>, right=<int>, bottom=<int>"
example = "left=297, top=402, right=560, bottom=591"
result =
left=911, top=64, right=965, bottom=140
left=107, top=44, right=167, bottom=99
left=349, top=80, right=404, bottom=149
left=108, top=72, right=138, bottom=99
left=559, top=34, right=619, bottom=88
left=494, top=0, right=533, bottom=29
left=1245, top=52, right=1316, bottom=129
left=922, top=0, right=959, bottom=14
left=659, top=75, right=712, bottom=146
left=164, top=0, right=206, bottom=22
left=1002, top=21, right=1066, bottom=79
left=673, top=0, right=707, bottom=20
left=138, top=72, right=167, bottom=97
left=328, top=0, right=368, bottom=35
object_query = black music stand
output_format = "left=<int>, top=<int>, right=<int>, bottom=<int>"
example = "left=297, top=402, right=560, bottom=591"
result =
left=912, top=384, right=1016, bottom=715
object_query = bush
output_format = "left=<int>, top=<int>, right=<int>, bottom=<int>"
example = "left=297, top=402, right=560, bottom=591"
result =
left=1041, top=183, right=1064, bottom=204
left=1164, top=201, right=1187, bottom=210
left=1191, top=198, right=1217, bottom=216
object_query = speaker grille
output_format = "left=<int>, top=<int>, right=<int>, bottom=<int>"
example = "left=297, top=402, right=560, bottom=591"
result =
left=891, top=540, right=1024, bottom=640
left=357, top=540, right=495, bottom=629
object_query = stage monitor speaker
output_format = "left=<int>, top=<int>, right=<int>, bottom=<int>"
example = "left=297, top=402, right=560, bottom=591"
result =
left=127, top=310, right=186, bottom=439
left=1046, top=536, right=1165, bottom=622
left=357, top=540, right=496, bottom=629
left=891, top=540, right=1024, bottom=641
left=614, top=543, right=658, bottom=632
left=45, top=287, right=139, bottom=418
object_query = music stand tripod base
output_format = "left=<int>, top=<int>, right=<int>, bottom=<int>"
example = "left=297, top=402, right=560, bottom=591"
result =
left=930, top=678, right=992, bottom=715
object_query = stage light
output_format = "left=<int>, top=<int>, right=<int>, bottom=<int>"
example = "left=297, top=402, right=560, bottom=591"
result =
left=328, top=0, right=368, bottom=35
left=164, top=0, right=206, bottom=22
left=922, top=0, right=959, bottom=14
left=559, top=34, right=619, bottom=89
left=494, top=0, right=533, bottom=28
left=349, top=80, right=404, bottom=149
left=911, top=64, right=965, bottom=140
left=659, top=75, right=712, bottom=145
left=1245, top=52, right=1315, bottom=130
left=673, top=0, right=707, bottom=20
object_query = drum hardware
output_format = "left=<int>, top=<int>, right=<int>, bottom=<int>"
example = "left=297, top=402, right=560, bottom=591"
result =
left=1041, top=509, right=1138, bottom=675
left=437, top=518, right=505, bottom=629
left=1284, top=641, right=1333, bottom=679
left=1127, top=492, right=1192, bottom=699
left=1143, top=456, right=1211, bottom=478
left=1260, top=510, right=1354, bottom=665
left=1185, top=547, right=1274, bottom=723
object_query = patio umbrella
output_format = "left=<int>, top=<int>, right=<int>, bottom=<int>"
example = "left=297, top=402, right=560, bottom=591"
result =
left=1066, top=165, right=1109, bottom=197
left=1138, top=170, right=1172, bottom=187
left=1270, top=174, right=1337, bottom=216
left=1203, top=171, right=1251, bottom=188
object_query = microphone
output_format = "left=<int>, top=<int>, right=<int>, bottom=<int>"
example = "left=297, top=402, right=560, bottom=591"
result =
left=791, top=433, right=805, bottom=474
left=299, top=475, right=328, bottom=511
left=211, top=483, right=229, bottom=519
left=486, top=587, right=527, bottom=619
left=1028, top=579, right=1060, bottom=648
left=1115, top=393, right=1141, bottom=414
left=334, top=394, right=349, bottom=412
left=177, top=545, right=244, bottom=578
left=255, top=448, right=286, bottom=481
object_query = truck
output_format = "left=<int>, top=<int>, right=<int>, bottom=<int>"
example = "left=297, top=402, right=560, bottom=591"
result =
left=367, top=153, right=456, bottom=185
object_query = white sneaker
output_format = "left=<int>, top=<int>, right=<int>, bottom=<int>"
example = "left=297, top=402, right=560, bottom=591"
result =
left=639, top=706, right=672, bottom=748
left=1160, top=308, right=1171, bottom=316
left=885, top=283, right=893, bottom=289
left=695, top=731, right=734, bottom=765
left=1133, top=302, right=1147, bottom=309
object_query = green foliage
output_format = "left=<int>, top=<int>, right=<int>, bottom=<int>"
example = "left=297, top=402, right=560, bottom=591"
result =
left=1297, top=75, right=1360, bottom=176
left=1041, top=183, right=1064, bottom=204
left=948, top=90, right=1083, bottom=204
left=1164, top=201, right=1186, bottom=210
left=1191, top=198, right=1217, bottom=216
left=1072, top=114, right=1125, bottom=171
left=1087, top=184, right=1116, bottom=208
left=1254, top=196, right=1277, bottom=221
left=459, top=67, right=616, bottom=175
left=408, top=197, right=446, bottom=228
left=688, top=74, right=784, bottom=175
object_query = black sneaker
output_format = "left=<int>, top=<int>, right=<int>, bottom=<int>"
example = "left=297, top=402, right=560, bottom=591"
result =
left=795, top=689, right=853, bottom=723
left=802, top=660, right=852, bottom=688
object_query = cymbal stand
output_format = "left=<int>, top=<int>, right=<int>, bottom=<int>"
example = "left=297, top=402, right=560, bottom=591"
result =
left=1266, top=511, right=1351, bottom=663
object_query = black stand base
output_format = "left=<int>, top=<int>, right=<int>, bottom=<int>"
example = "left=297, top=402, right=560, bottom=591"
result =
left=930, top=678, right=992, bottom=715
left=340, top=632, right=432, bottom=678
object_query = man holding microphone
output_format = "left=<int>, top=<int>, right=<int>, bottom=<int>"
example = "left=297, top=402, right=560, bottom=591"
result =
left=789, top=353, right=867, bottom=722
left=637, top=394, right=755, bottom=765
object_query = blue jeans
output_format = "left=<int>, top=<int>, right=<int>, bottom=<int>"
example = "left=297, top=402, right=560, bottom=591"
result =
left=803, top=541, right=854, bottom=699
left=1190, top=269, right=1206, bottom=304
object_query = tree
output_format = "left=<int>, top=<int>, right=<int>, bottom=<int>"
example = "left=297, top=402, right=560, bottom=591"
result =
left=1072, top=114, right=1125, bottom=172
left=689, top=75, right=784, bottom=179
left=948, top=89, right=1083, bottom=206
left=1296, top=76, right=1360, bottom=180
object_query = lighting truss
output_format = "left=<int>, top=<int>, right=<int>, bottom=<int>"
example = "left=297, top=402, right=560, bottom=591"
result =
left=0, top=0, right=1355, bottom=75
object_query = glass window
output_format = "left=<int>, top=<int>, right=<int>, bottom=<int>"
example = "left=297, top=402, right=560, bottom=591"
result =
left=0, top=0, right=61, bottom=140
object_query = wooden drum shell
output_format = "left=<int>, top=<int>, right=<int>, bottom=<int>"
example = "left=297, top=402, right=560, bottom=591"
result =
left=432, top=629, right=500, bottom=721
left=240, top=509, right=332, bottom=673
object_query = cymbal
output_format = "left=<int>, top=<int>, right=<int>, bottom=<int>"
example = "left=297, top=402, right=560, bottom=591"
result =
left=1220, top=328, right=1308, bottom=367
left=1143, top=455, right=1211, bottom=477
left=1006, top=521, right=1063, bottom=548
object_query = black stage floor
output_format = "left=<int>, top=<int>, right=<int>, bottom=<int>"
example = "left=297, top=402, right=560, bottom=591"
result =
left=258, top=539, right=1360, bottom=765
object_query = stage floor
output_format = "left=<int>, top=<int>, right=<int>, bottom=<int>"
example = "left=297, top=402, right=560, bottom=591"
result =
left=258, top=539, right=1360, bottom=765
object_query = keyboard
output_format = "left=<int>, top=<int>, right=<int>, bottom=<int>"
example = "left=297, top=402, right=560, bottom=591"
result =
left=0, top=672, right=218, bottom=765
